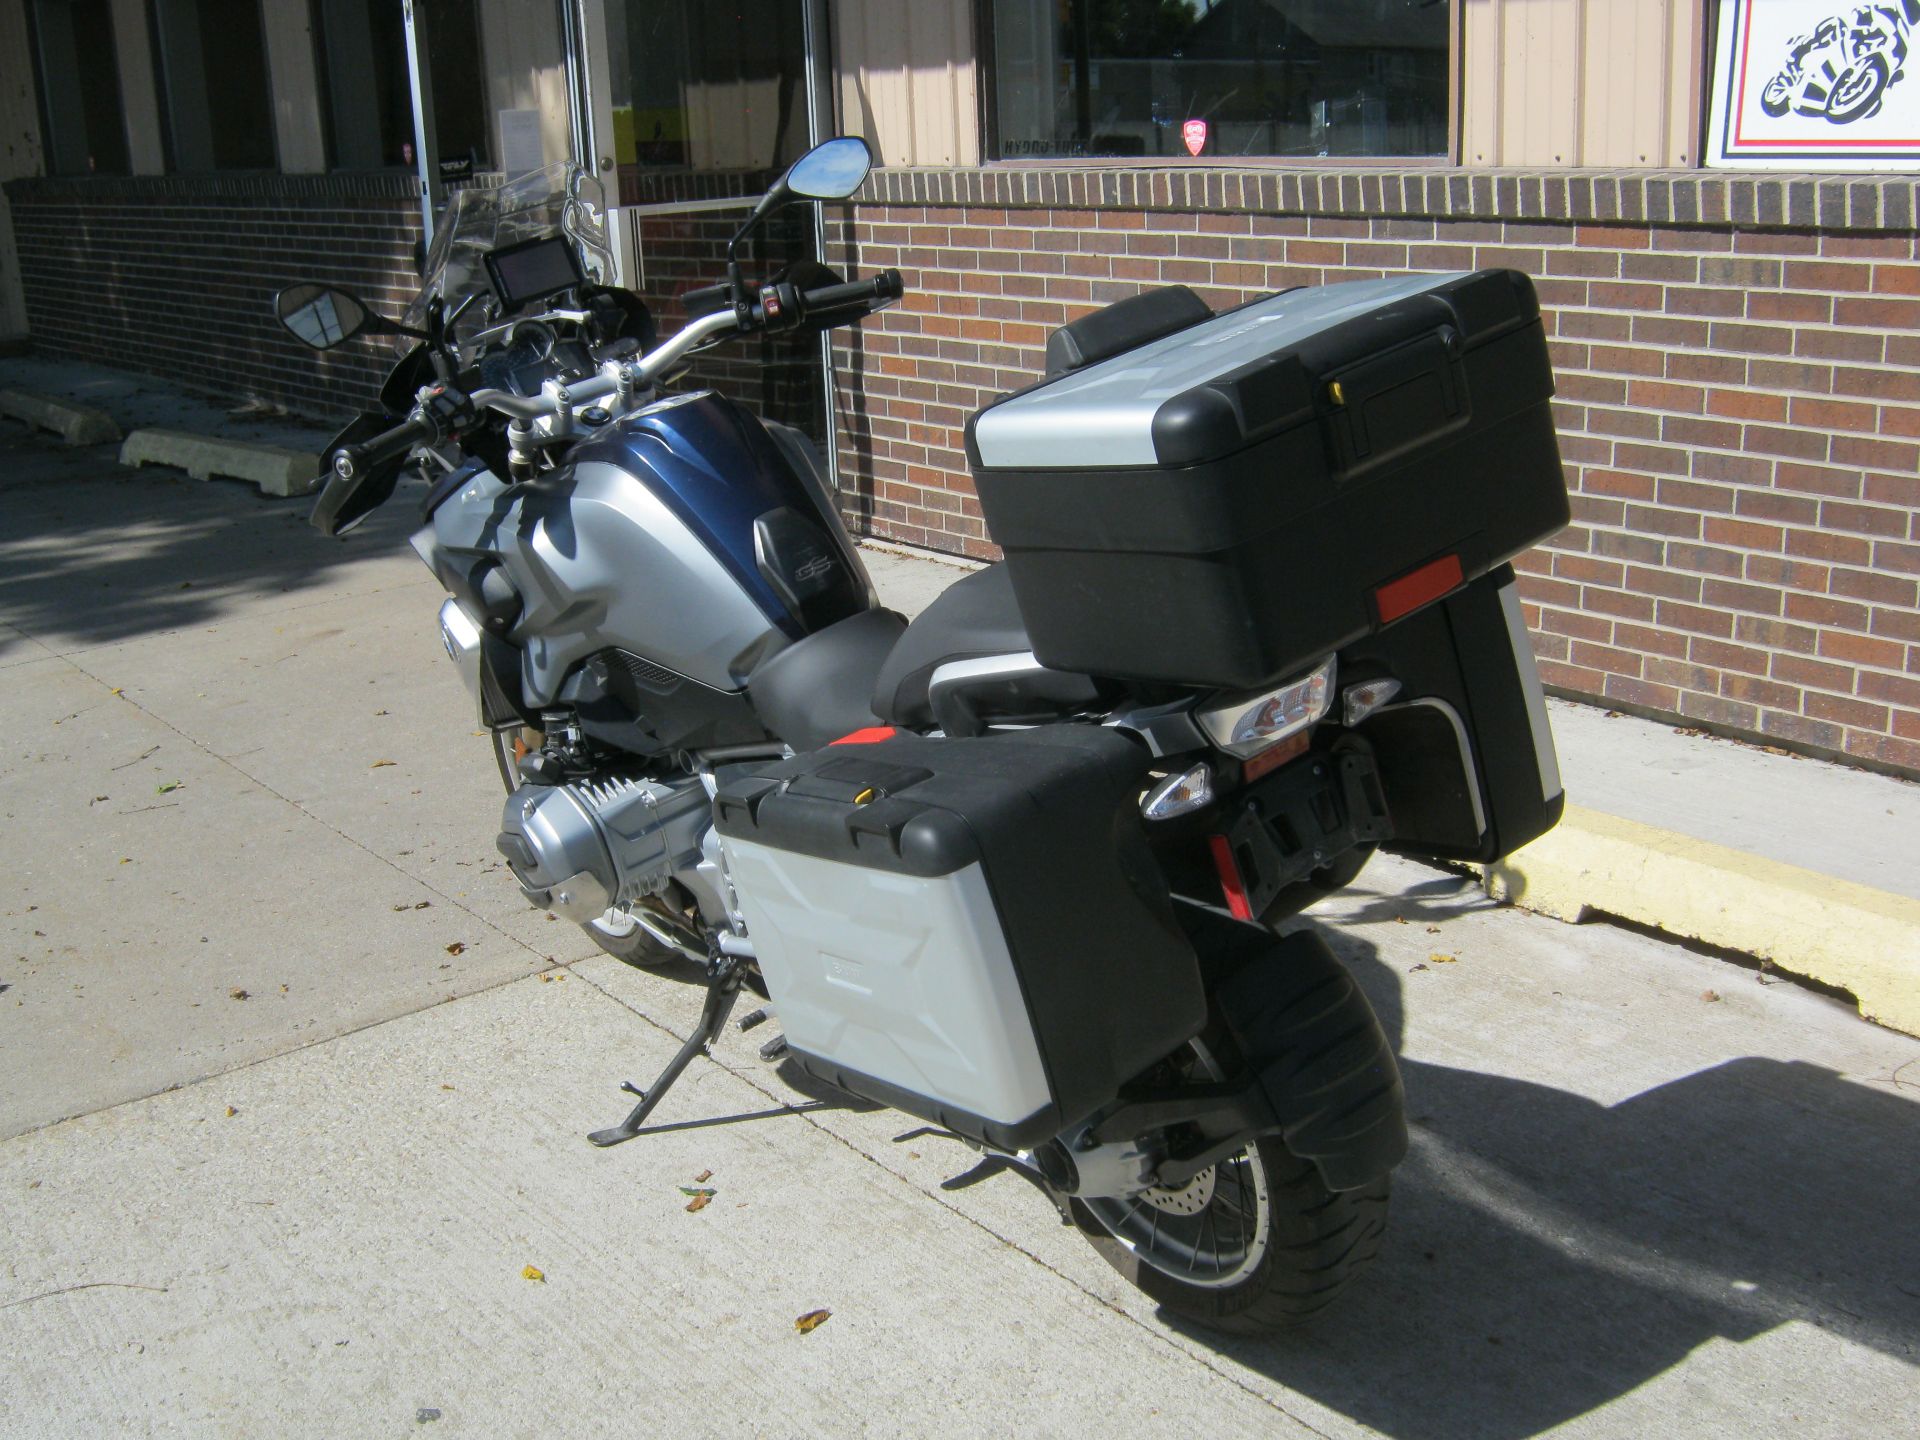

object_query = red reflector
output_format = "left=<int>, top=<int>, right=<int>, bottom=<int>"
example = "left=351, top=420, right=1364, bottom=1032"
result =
left=1208, top=833, right=1254, bottom=922
left=830, top=726, right=897, bottom=746
left=1374, top=553, right=1465, bottom=626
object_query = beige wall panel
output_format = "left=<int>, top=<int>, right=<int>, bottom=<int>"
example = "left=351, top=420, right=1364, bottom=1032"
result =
left=832, top=0, right=975, bottom=167
left=1465, top=0, right=1706, bottom=167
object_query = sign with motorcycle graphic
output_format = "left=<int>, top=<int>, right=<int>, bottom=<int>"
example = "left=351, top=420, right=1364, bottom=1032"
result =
left=1708, top=0, right=1920, bottom=167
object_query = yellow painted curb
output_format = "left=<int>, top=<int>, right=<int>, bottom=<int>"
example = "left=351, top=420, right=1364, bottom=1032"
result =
left=1482, top=804, right=1920, bottom=1037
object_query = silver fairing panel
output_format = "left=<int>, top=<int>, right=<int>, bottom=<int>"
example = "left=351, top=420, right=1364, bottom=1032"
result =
left=418, top=460, right=787, bottom=704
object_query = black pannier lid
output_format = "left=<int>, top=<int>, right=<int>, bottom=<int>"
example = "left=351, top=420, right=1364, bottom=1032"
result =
left=968, top=269, right=1543, bottom=473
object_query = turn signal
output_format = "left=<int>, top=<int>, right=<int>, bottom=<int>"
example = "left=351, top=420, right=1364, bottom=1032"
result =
left=1140, top=762, right=1214, bottom=821
left=1342, top=677, right=1403, bottom=727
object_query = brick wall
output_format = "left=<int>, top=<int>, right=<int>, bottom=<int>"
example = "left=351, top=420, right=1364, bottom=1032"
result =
left=825, top=167, right=1920, bottom=778
left=5, top=173, right=421, bottom=419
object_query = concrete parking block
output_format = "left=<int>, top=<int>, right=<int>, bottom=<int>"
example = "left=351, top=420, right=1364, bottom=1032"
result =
left=0, top=388, right=121, bottom=445
left=120, top=428, right=322, bottom=497
left=1484, top=804, right=1920, bottom=1036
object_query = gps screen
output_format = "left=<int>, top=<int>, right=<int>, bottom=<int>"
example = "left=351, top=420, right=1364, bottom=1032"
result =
left=485, top=236, right=584, bottom=309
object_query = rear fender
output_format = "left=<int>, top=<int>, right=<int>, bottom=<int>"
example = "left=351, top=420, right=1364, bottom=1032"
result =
left=1184, top=904, right=1407, bottom=1192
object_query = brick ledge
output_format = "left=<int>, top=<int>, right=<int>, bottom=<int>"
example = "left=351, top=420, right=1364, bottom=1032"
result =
left=858, top=165, right=1920, bottom=232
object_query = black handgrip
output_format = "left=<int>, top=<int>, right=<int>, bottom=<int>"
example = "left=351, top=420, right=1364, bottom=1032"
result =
left=334, top=413, right=438, bottom=479
left=801, top=269, right=904, bottom=316
left=310, top=412, right=438, bottom=537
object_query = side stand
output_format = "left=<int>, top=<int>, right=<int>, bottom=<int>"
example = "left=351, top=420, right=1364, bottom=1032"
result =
left=588, top=954, right=745, bottom=1147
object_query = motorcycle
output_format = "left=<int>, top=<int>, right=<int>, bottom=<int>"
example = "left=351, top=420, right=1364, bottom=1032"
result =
left=1760, top=3, right=1919, bottom=124
left=275, top=136, right=1569, bottom=1332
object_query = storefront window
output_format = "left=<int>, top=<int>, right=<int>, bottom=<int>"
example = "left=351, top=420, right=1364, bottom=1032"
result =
left=151, top=0, right=276, bottom=170
left=312, top=0, right=489, bottom=173
left=604, top=0, right=809, bottom=175
left=29, top=0, right=131, bottom=175
left=989, top=0, right=1451, bottom=161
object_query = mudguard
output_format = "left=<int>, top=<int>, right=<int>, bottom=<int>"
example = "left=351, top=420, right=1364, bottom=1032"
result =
left=1187, top=906, right=1408, bottom=1192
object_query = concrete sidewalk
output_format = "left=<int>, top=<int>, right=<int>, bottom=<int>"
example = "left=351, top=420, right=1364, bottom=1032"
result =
left=3, top=408, right=1916, bottom=1437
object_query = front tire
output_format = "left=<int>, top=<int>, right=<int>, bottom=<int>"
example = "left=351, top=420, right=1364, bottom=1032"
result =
left=490, top=726, right=675, bottom=966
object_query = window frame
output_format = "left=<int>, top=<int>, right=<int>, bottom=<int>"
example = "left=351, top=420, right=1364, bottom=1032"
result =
left=971, top=0, right=1462, bottom=169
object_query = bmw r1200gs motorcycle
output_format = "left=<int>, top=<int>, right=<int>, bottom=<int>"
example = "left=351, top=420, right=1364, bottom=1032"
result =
left=277, top=137, right=1570, bottom=1332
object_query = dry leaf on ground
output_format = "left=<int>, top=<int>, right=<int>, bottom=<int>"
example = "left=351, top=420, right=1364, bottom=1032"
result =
left=793, top=1309, right=831, bottom=1334
left=445, top=943, right=465, bottom=956
left=693, top=1169, right=713, bottom=1183
left=229, top=988, right=250, bottom=1000
left=1428, top=953, right=1457, bottom=964
left=521, top=1265, right=545, bottom=1282
left=370, top=759, right=396, bottom=769
left=685, top=1194, right=711, bottom=1213
left=1701, top=990, right=1721, bottom=1002
left=224, top=1106, right=237, bottom=1118
left=156, top=781, right=182, bottom=794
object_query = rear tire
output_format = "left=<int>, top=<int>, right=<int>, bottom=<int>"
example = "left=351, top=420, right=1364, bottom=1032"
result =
left=1071, top=1035, right=1390, bottom=1331
left=1072, top=1141, right=1389, bottom=1332
left=490, top=726, right=674, bottom=966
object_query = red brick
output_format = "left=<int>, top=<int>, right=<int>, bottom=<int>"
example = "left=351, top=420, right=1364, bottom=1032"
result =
left=1843, top=731, right=1920, bottom=774
left=1735, top=615, right=1820, bottom=653
left=1570, top=641, right=1644, bottom=675
left=1819, top=630, right=1908, bottom=669
left=1876, top=539, right=1920, bottom=575
left=1783, top=260, right=1874, bottom=292
left=1614, top=621, right=1691, bottom=658
left=1624, top=564, right=1701, bottom=600
left=1806, top=692, right=1892, bottom=730
left=1836, top=296, right=1920, bottom=328
left=1577, top=225, right=1651, bottom=250
left=1721, top=673, right=1803, bottom=712
left=1656, top=600, right=1734, bottom=637
left=1858, top=670, right=1920, bottom=709
left=1744, top=425, right=1829, bottom=463
left=1827, top=568, right=1920, bottom=606
left=1603, top=676, right=1682, bottom=711
left=1702, top=577, right=1784, bottom=615
left=1743, top=554, right=1830, bottom=591
left=1871, top=606, right=1920, bottom=642
left=1832, top=434, right=1920, bottom=471
left=1667, top=542, right=1748, bottom=577
left=1582, top=468, right=1657, bottom=500
left=1707, top=388, right=1787, bottom=422
left=1774, top=462, right=1863, bottom=499
left=1759, top=711, right=1846, bottom=750
left=1787, top=396, right=1879, bottom=432
left=1703, top=517, right=1785, bottom=550
left=1787, top=592, right=1873, bottom=629
left=1819, top=501, right=1910, bottom=539
left=1748, top=291, right=1833, bottom=323
left=1679, top=691, right=1761, bottom=729
left=1772, top=652, right=1858, bottom=692
left=1583, top=586, right=1656, bottom=621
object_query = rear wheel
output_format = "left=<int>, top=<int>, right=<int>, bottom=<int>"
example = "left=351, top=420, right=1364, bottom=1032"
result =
left=1071, top=1040, right=1390, bottom=1331
left=490, top=726, right=674, bottom=966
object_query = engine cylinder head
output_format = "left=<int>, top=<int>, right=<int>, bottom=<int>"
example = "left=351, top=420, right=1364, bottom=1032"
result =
left=496, top=774, right=710, bottom=923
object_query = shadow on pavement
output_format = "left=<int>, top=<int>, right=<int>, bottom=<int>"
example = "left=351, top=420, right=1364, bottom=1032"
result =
left=0, top=425, right=420, bottom=659
left=1165, top=914, right=1920, bottom=1439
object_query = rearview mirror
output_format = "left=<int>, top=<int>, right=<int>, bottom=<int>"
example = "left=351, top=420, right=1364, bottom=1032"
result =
left=275, top=284, right=376, bottom=350
left=783, top=136, right=872, bottom=202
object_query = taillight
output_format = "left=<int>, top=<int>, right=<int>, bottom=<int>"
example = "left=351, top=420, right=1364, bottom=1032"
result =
left=1195, top=657, right=1336, bottom=759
